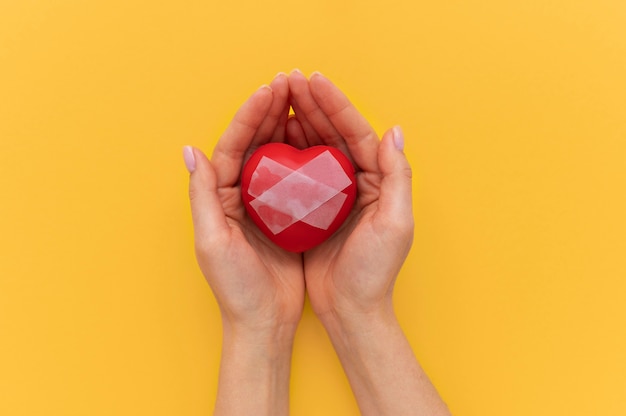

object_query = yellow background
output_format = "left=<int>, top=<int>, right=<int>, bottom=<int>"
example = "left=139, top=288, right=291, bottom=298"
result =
left=1, top=0, right=625, bottom=414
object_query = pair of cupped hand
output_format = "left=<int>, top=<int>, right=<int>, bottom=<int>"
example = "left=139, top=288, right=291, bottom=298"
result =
left=184, top=70, right=414, bottom=340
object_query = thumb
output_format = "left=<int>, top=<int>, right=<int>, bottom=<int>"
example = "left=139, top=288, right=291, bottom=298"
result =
left=183, top=146, right=230, bottom=245
left=377, top=126, right=414, bottom=230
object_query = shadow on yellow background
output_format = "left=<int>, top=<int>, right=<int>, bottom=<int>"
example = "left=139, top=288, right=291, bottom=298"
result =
left=1, top=1, right=625, bottom=415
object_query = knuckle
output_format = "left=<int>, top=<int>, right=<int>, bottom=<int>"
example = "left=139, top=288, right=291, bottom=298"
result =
left=188, top=186, right=198, bottom=202
left=401, top=164, right=413, bottom=180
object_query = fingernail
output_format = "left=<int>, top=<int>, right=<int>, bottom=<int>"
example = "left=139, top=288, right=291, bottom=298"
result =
left=291, top=68, right=303, bottom=75
left=183, top=145, right=196, bottom=173
left=259, top=84, right=272, bottom=92
left=393, top=126, right=404, bottom=151
left=274, top=71, right=287, bottom=79
left=311, top=71, right=324, bottom=78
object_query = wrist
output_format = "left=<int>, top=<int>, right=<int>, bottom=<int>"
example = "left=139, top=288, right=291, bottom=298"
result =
left=317, top=299, right=398, bottom=343
left=222, top=319, right=298, bottom=354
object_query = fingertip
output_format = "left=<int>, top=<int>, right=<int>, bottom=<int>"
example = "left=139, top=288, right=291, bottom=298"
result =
left=288, top=69, right=307, bottom=86
left=308, top=72, right=345, bottom=113
left=381, top=126, right=406, bottom=154
left=271, top=72, right=288, bottom=86
left=309, top=71, right=335, bottom=93
left=392, top=125, right=404, bottom=151
left=183, top=145, right=196, bottom=173
left=188, top=147, right=213, bottom=184
left=238, top=84, right=273, bottom=122
left=289, top=69, right=304, bottom=82
left=309, top=70, right=326, bottom=87
left=254, top=84, right=274, bottom=102
left=269, top=72, right=288, bottom=96
left=274, top=71, right=287, bottom=79
left=380, top=126, right=411, bottom=176
left=186, top=147, right=218, bottom=213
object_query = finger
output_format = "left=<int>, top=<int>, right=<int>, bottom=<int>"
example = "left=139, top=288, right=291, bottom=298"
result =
left=377, top=126, right=414, bottom=230
left=185, top=146, right=230, bottom=246
left=288, top=69, right=322, bottom=146
left=309, top=72, right=380, bottom=173
left=211, top=85, right=274, bottom=187
left=254, top=73, right=289, bottom=145
left=289, top=96, right=317, bottom=146
left=285, top=116, right=308, bottom=149
left=289, top=69, right=345, bottom=150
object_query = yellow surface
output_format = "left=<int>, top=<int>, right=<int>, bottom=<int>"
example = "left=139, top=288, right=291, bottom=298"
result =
left=1, top=0, right=625, bottom=414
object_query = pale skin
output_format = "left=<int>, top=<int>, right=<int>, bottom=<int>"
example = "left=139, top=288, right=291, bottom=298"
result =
left=184, top=70, right=451, bottom=415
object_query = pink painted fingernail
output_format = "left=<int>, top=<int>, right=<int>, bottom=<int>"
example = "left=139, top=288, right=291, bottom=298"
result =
left=183, top=146, right=196, bottom=173
left=393, top=126, right=404, bottom=151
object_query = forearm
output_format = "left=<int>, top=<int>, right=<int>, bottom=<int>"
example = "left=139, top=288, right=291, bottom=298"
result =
left=214, top=322, right=297, bottom=416
left=321, top=304, right=450, bottom=416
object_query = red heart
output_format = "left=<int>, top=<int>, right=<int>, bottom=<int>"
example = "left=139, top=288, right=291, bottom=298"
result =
left=241, top=143, right=357, bottom=252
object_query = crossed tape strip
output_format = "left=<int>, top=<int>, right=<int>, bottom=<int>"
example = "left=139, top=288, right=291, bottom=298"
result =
left=248, top=150, right=352, bottom=234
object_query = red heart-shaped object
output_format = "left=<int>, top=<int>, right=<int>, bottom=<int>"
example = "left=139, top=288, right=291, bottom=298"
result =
left=241, top=143, right=357, bottom=252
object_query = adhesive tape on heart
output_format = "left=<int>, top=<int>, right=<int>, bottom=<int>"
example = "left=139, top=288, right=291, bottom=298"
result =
left=241, top=143, right=357, bottom=252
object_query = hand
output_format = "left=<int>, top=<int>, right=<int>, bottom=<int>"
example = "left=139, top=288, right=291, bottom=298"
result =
left=184, top=73, right=304, bottom=415
left=287, top=70, right=413, bottom=327
left=286, top=71, right=450, bottom=416
left=186, top=73, right=304, bottom=337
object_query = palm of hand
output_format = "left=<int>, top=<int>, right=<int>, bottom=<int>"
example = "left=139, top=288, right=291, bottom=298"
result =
left=210, top=184, right=305, bottom=328
left=302, top=170, right=398, bottom=318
